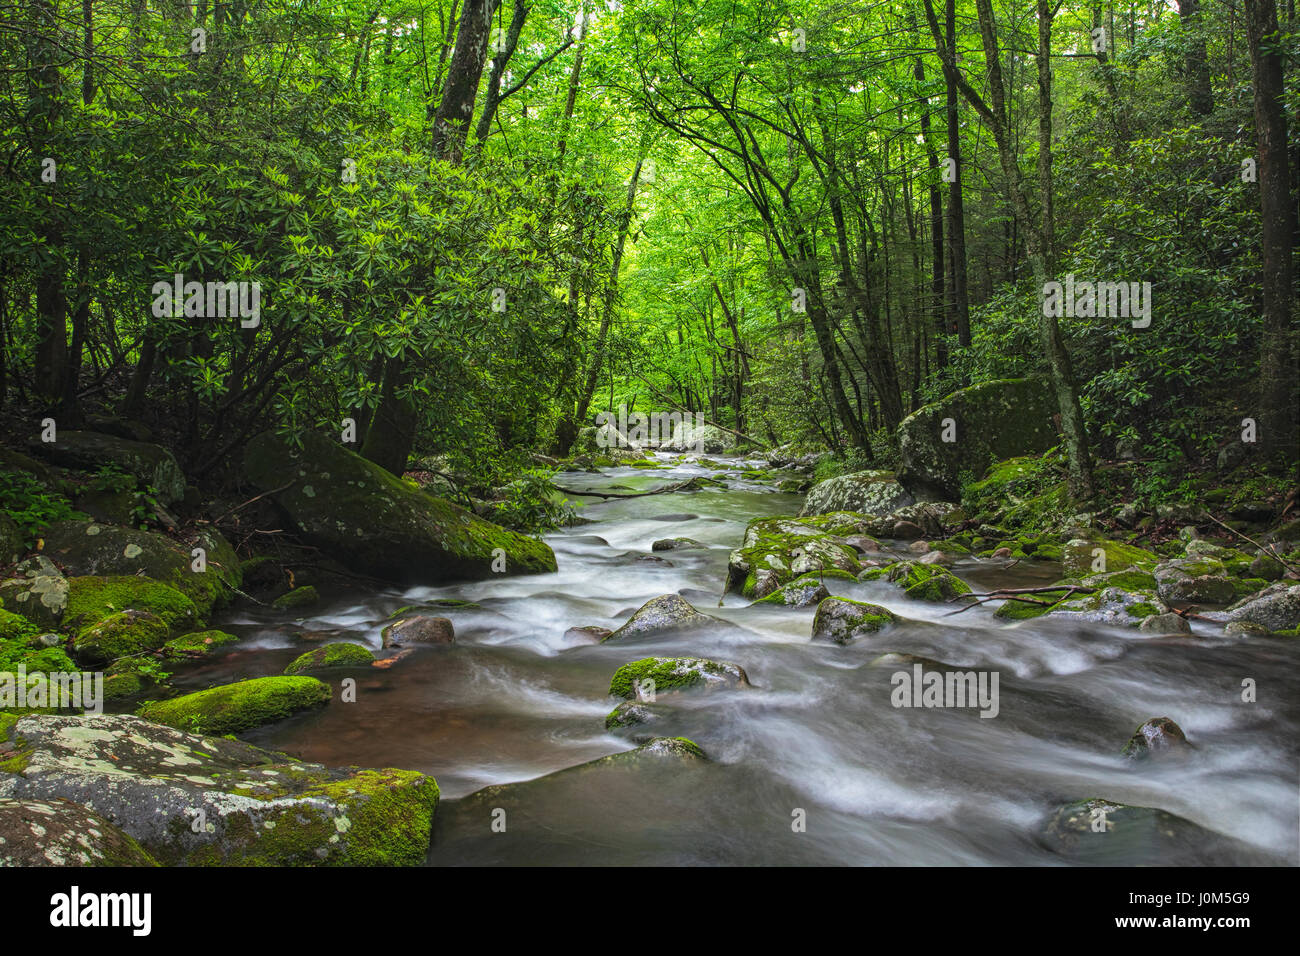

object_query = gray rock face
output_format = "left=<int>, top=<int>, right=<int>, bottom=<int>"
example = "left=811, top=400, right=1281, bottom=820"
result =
left=798, top=471, right=913, bottom=518
left=662, top=421, right=734, bottom=454
left=1049, top=587, right=1166, bottom=627
left=897, top=377, right=1058, bottom=500
left=0, top=556, right=68, bottom=627
left=755, top=577, right=830, bottom=608
left=31, top=431, right=185, bottom=505
left=0, top=714, right=438, bottom=866
left=0, top=797, right=158, bottom=866
left=242, top=430, right=555, bottom=585
left=603, top=594, right=721, bottom=642
left=1226, top=583, right=1300, bottom=631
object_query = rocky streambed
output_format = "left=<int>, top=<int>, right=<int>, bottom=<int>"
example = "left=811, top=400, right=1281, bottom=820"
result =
left=2, top=431, right=1299, bottom=866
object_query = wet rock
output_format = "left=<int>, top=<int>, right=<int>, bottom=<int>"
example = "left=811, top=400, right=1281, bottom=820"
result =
left=859, top=560, right=973, bottom=603
left=798, top=470, right=913, bottom=518
left=1138, top=613, right=1191, bottom=635
left=609, top=657, right=750, bottom=699
left=897, top=377, right=1058, bottom=500
left=842, top=535, right=881, bottom=554
left=0, top=714, right=437, bottom=865
left=1224, top=620, right=1269, bottom=636
left=63, top=574, right=197, bottom=633
left=725, top=514, right=866, bottom=597
left=382, top=615, right=455, bottom=647
left=651, top=537, right=706, bottom=551
left=918, top=550, right=956, bottom=567
left=242, top=430, right=556, bottom=585
left=907, top=539, right=931, bottom=554
left=136, top=676, right=331, bottom=735
left=0, top=797, right=158, bottom=866
left=1062, top=538, right=1157, bottom=580
left=284, top=642, right=376, bottom=674
left=30, top=431, right=185, bottom=505
left=0, top=557, right=68, bottom=628
left=1249, top=554, right=1284, bottom=581
left=646, top=513, right=698, bottom=522
left=1225, top=583, right=1300, bottom=631
left=754, top=574, right=832, bottom=608
left=811, top=597, right=896, bottom=644
left=1121, top=716, right=1189, bottom=760
left=1048, top=586, right=1164, bottom=627
left=563, top=625, right=612, bottom=644
left=603, top=594, right=723, bottom=642
left=991, top=547, right=1013, bottom=559
left=73, top=609, right=169, bottom=667
left=162, top=629, right=240, bottom=659
left=1044, top=798, right=1266, bottom=865
left=605, top=701, right=657, bottom=729
left=1154, top=557, right=1237, bottom=605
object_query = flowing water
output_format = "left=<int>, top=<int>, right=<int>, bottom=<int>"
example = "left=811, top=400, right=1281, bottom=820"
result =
left=175, top=454, right=1299, bottom=865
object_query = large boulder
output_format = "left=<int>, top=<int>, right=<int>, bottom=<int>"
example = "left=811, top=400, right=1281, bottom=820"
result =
left=30, top=431, right=185, bottom=505
left=799, top=471, right=913, bottom=517
left=859, top=560, right=973, bottom=602
left=243, top=430, right=555, bottom=585
left=38, top=520, right=239, bottom=619
left=661, top=420, right=735, bottom=454
left=898, top=377, right=1058, bottom=500
left=0, top=714, right=437, bottom=865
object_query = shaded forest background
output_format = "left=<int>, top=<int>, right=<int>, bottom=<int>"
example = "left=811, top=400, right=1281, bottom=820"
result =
left=1, top=0, right=1296, bottom=519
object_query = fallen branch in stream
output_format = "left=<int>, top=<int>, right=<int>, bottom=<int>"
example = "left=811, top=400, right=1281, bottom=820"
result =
left=943, top=584, right=1095, bottom=616
left=553, top=479, right=698, bottom=499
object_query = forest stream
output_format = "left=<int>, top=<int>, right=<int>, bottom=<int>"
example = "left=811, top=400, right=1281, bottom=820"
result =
left=152, top=451, right=1300, bottom=866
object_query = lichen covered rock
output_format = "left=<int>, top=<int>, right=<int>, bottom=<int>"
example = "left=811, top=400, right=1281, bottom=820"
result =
left=0, top=797, right=159, bottom=866
left=753, top=574, right=832, bottom=608
left=0, top=557, right=69, bottom=628
left=137, top=676, right=331, bottom=735
left=0, top=714, right=437, bottom=865
left=799, top=470, right=913, bottom=517
left=811, top=596, right=896, bottom=644
left=243, top=430, right=556, bottom=585
left=602, top=594, right=721, bottom=642
left=725, top=513, right=867, bottom=597
left=1225, top=583, right=1300, bottom=632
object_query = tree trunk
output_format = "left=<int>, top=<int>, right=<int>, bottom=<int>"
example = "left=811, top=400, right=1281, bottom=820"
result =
left=1246, top=0, right=1299, bottom=459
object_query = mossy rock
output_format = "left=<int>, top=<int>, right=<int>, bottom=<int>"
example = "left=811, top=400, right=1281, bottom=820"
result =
left=242, top=430, right=556, bottom=585
left=72, top=609, right=170, bottom=667
left=608, top=657, right=750, bottom=700
left=162, top=629, right=240, bottom=659
left=64, top=575, right=198, bottom=633
left=605, top=700, right=657, bottom=730
left=0, top=714, right=437, bottom=865
left=811, top=596, right=896, bottom=644
left=899, top=378, right=1058, bottom=500
left=753, top=574, right=831, bottom=608
left=137, top=676, right=330, bottom=735
left=273, top=585, right=320, bottom=610
left=1062, top=538, right=1158, bottom=580
left=38, top=520, right=238, bottom=619
left=725, top=514, right=865, bottom=597
left=284, top=642, right=375, bottom=675
left=993, top=587, right=1076, bottom=620
left=859, top=560, right=974, bottom=602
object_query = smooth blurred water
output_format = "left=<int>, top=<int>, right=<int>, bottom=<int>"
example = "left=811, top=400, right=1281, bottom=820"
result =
left=178, top=454, right=1299, bottom=865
